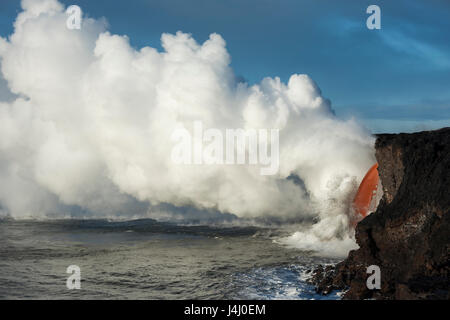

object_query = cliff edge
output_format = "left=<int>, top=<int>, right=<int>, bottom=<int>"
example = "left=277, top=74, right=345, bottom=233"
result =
left=313, top=127, right=450, bottom=299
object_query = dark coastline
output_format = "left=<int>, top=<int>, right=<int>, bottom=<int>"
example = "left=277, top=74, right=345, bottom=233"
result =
left=312, top=127, right=450, bottom=299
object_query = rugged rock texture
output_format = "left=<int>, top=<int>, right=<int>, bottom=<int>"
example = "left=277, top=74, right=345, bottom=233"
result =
left=313, top=128, right=450, bottom=299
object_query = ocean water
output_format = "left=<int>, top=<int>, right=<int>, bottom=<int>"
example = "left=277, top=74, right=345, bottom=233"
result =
left=0, top=219, right=341, bottom=300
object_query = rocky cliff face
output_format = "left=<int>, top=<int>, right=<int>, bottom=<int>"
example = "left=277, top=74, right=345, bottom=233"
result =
left=313, top=128, right=450, bottom=299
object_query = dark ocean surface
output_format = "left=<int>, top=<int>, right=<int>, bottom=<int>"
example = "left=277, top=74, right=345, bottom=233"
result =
left=0, top=219, right=341, bottom=299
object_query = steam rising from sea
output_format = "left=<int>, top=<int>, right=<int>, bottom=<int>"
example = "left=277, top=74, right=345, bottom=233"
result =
left=0, top=0, right=375, bottom=257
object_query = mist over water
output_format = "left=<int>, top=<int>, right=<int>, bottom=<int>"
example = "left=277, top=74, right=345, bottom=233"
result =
left=0, top=0, right=375, bottom=258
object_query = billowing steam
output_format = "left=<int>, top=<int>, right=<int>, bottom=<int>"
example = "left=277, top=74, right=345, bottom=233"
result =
left=0, top=0, right=375, bottom=253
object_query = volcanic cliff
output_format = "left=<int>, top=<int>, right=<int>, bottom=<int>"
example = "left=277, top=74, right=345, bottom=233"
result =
left=312, top=127, right=450, bottom=299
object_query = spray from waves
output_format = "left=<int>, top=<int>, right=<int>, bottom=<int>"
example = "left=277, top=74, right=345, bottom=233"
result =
left=0, top=0, right=375, bottom=255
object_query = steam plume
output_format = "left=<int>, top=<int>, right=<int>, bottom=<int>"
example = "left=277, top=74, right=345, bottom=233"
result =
left=0, top=0, right=375, bottom=251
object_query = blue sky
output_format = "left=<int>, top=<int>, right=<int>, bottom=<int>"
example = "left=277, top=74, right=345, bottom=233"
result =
left=1, top=0, right=449, bottom=132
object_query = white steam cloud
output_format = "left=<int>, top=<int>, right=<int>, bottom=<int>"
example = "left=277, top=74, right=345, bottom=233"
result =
left=0, top=0, right=375, bottom=252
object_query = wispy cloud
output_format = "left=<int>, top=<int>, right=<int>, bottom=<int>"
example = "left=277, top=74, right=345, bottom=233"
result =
left=380, top=30, right=450, bottom=69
